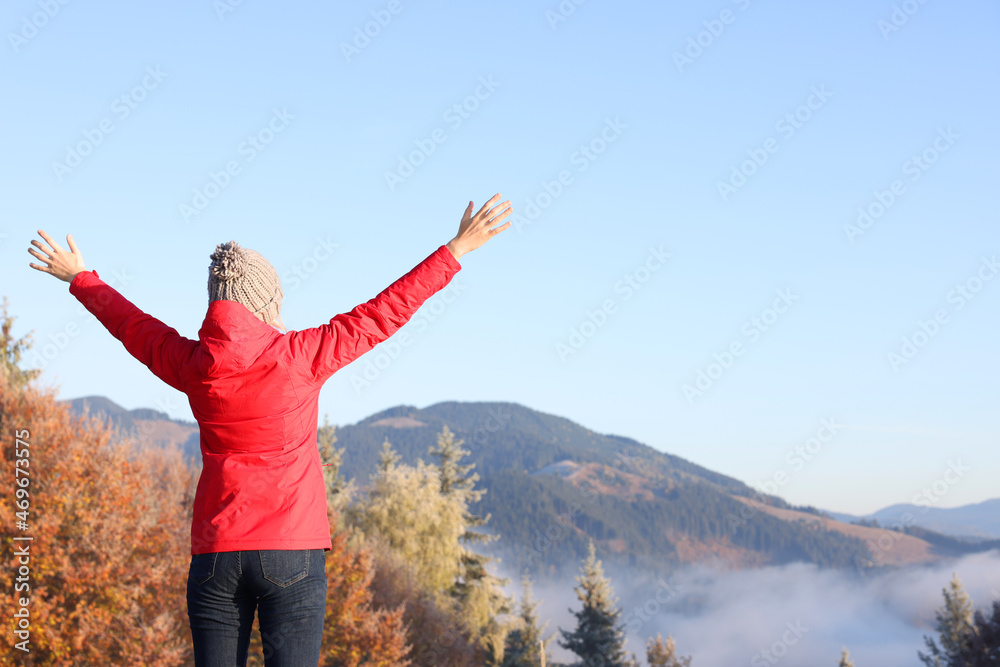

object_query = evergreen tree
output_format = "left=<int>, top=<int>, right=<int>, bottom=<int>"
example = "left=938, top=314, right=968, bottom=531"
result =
left=959, top=599, right=1000, bottom=667
left=317, top=412, right=352, bottom=512
left=559, top=540, right=630, bottom=667
left=502, top=574, right=555, bottom=667
left=345, top=443, right=464, bottom=593
left=837, top=647, right=855, bottom=667
left=646, top=633, right=691, bottom=667
left=429, top=424, right=478, bottom=496
left=429, top=424, right=515, bottom=664
left=378, top=436, right=401, bottom=471
left=429, top=424, right=497, bottom=551
left=0, top=296, right=41, bottom=391
left=919, top=572, right=976, bottom=667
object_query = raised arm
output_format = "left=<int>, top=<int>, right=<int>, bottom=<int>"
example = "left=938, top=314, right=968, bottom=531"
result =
left=290, top=194, right=512, bottom=383
left=28, top=230, right=197, bottom=392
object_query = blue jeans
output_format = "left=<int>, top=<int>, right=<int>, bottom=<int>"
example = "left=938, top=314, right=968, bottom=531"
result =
left=186, top=549, right=327, bottom=667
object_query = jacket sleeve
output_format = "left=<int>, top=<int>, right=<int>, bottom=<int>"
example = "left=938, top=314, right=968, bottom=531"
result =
left=68, top=270, right=199, bottom=393
left=288, top=244, right=462, bottom=383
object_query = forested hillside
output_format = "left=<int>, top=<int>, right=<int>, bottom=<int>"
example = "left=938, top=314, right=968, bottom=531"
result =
left=62, top=396, right=997, bottom=584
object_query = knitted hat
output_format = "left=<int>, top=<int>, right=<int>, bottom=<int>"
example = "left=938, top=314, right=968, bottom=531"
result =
left=207, top=240, right=283, bottom=326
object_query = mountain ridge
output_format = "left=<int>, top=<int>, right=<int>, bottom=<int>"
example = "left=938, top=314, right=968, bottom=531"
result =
left=57, top=395, right=999, bottom=582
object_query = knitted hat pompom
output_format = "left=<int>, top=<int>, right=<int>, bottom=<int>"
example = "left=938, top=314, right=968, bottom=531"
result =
left=209, top=240, right=247, bottom=282
left=207, top=240, right=283, bottom=326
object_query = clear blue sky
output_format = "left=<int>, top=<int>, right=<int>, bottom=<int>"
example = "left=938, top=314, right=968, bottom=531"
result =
left=2, top=0, right=997, bottom=515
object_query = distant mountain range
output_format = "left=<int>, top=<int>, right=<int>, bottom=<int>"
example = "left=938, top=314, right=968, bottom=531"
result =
left=60, top=396, right=999, bottom=583
left=827, top=500, right=1000, bottom=541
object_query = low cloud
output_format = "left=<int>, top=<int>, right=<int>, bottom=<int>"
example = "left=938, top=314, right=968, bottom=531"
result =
left=497, top=550, right=1000, bottom=666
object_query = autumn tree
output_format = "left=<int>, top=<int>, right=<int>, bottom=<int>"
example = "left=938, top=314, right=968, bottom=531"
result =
left=646, top=633, right=691, bottom=667
left=0, top=301, right=418, bottom=666
left=559, top=540, right=630, bottom=667
left=365, top=537, right=484, bottom=667
left=317, top=514, right=413, bottom=666
left=0, top=340, right=195, bottom=664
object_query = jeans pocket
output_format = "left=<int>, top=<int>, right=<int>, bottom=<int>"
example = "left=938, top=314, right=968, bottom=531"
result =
left=189, top=552, right=218, bottom=585
left=259, top=550, right=311, bottom=587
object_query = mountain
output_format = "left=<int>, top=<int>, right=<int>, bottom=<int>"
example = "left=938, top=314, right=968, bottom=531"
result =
left=828, top=500, right=1000, bottom=541
left=63, top=395, right=201, bottom=462
left=59, top=396, right=999, bottom=583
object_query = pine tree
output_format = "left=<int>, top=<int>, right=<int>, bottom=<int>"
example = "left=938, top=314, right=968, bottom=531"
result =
left=960, top=600, right=1000, bottom=667
left=429, top=424, right=515, bottom=664
left=837, top=647, right=855, bottom=667
left=378, top=436, right=401, bottom=471
left=646, top=633, right=691, bottom=667
left=317, top=413, right=353, bottom=512
left=346, top=441, right=465, bottom=594
left=429, top=424, right=497, bottom=552
left=0, top=296, right=41, bottom=391
left=430, top=424, right=477, bottom=496
left=558, top=540, right=630, bottom=667
left=502, top=574, right=555, bottom=667
left=919, top=572, right=976, bottom=667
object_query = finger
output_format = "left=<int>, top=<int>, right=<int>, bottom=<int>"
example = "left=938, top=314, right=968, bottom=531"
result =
left=37, top=230, right=61, bottom=253
left=489, top=220, right=512, bottom=235
left=29, top=240, right=51, bottom=257
left=27, top=247, right=51, bottom=265
left=484, top=201, right=511, bottom=221
left=487, top=202, right=512, bottom=218
left=487, top=206, right=513, bottom=224
left=66, top=234, right=80, bottom=255
left=28, top=263, right=51, bottom=274
left=475, top=193, right=502, bottom=219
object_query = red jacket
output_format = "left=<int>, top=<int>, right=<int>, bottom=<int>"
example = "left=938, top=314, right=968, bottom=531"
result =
left=69, top=244, right=462, bottom=554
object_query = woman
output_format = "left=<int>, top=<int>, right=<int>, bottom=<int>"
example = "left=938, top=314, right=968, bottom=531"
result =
left=27, top=193, right=512, bottom=666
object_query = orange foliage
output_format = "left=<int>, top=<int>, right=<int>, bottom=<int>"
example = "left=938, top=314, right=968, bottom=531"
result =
left=319, top=519, right=412, bottom=666
left=2, top=369, right=415, bottom=666
left=0, top=373, right=195, bottom=665
left=364, top=537, right=485, bottom=667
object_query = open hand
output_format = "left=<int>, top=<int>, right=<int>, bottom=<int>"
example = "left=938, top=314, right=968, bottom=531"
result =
left=28, top=230, right=86, bottom=283
left=446, top=193, right=512, bottom=260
